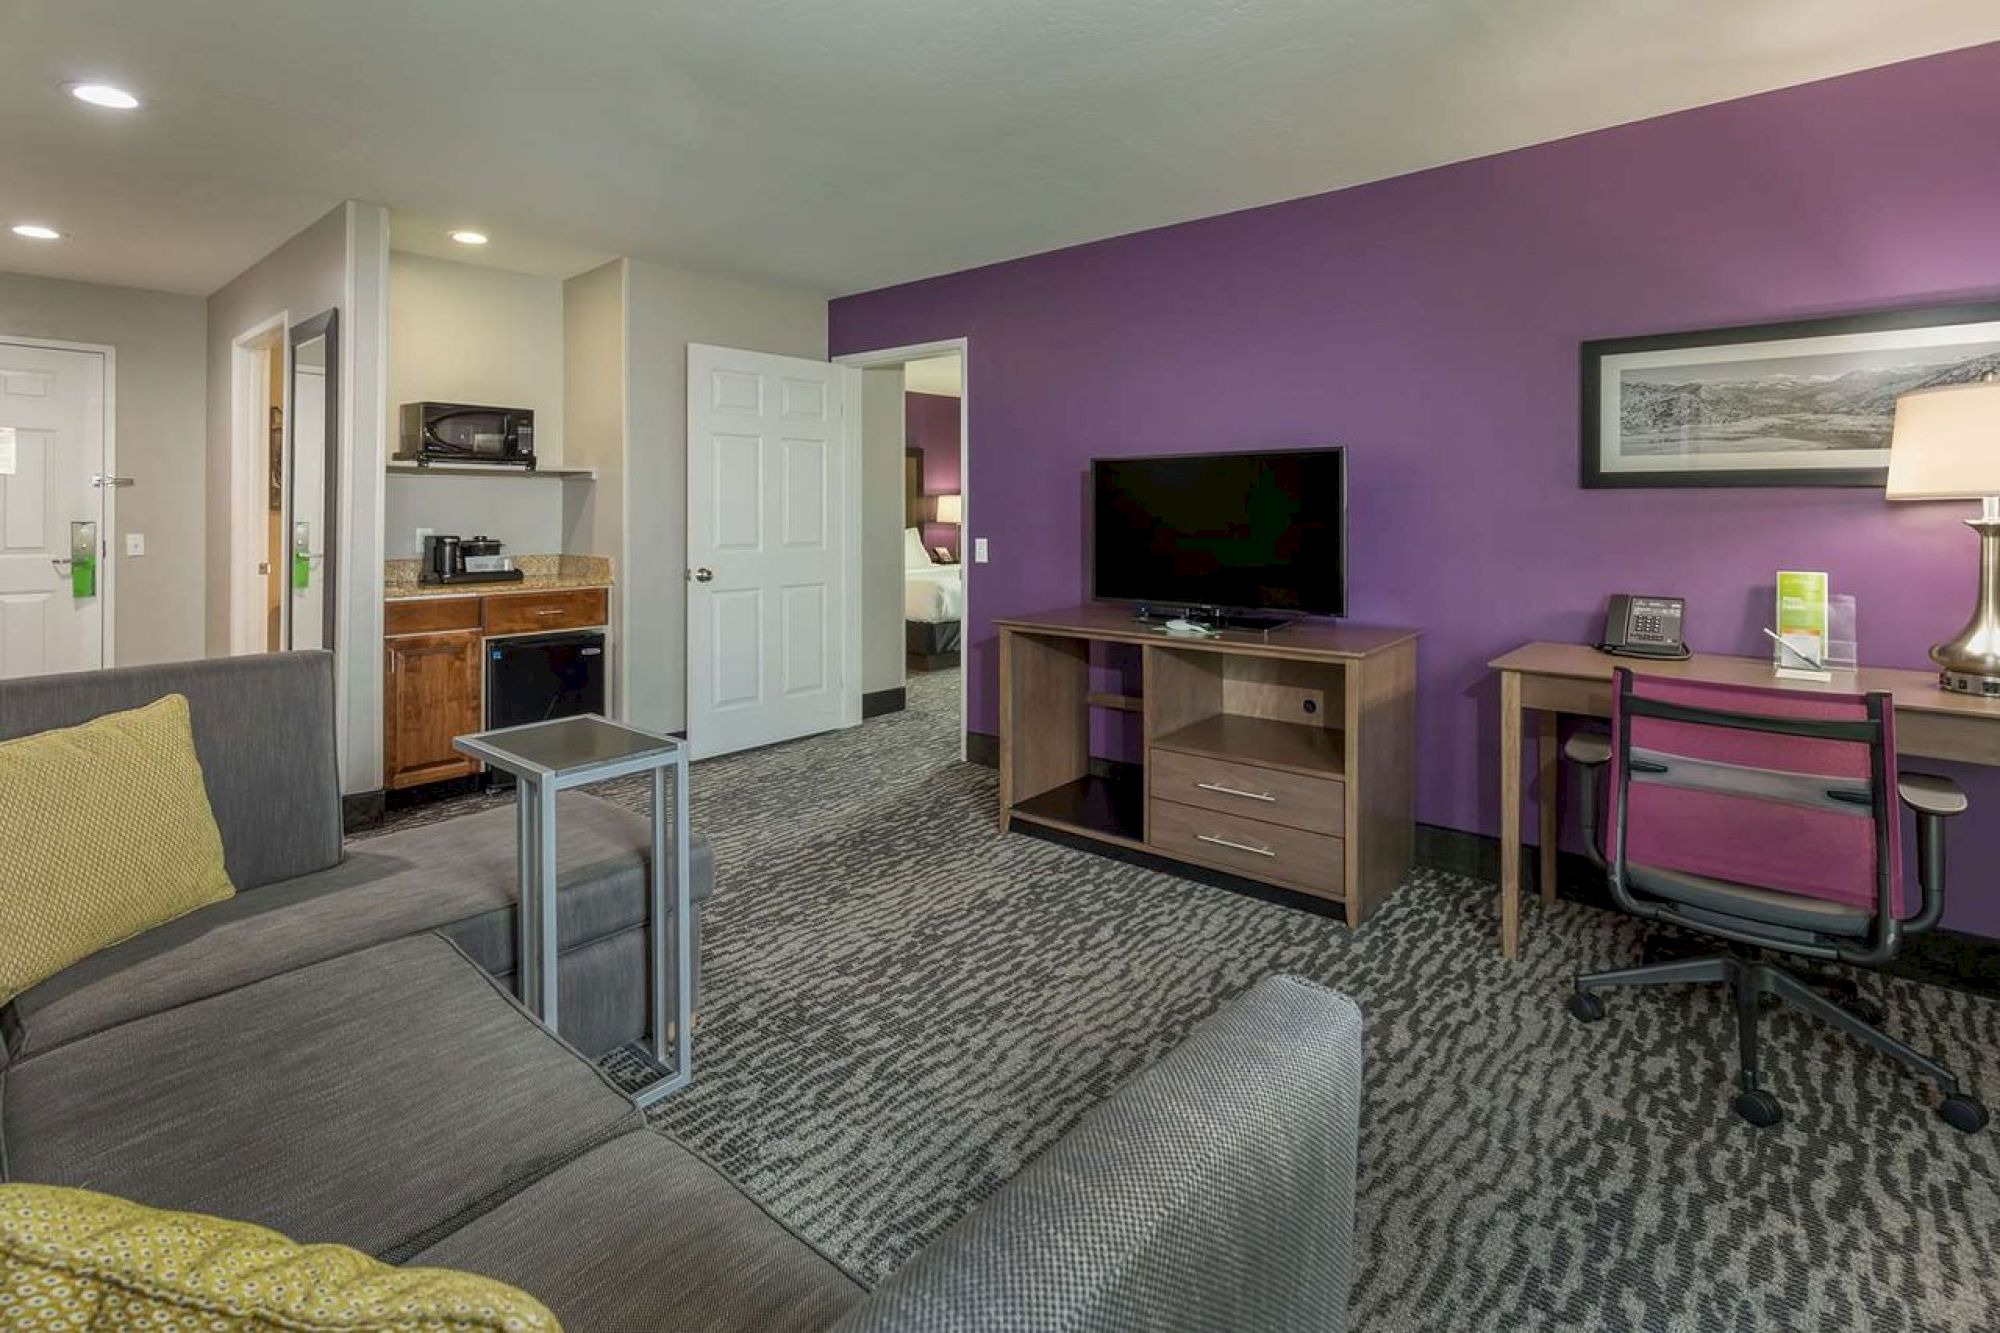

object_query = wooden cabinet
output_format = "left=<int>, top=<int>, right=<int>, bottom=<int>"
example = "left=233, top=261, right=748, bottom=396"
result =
left=382, top=585, right=613, bottom=793
left=383, top=629, right=484, bottom=790
left=996, top=605, right=1416, bottom=927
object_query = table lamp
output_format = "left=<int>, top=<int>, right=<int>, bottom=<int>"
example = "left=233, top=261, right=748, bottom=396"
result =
left=1887, top=373, right=2000, bottom=695
left=933, top=493, right=962, bottom=525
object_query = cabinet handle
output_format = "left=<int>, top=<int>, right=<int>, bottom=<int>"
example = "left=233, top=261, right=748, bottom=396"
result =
left=1197, top=833, right=1275, bottom=857
left=1195, top=781, right=1275, bottom=803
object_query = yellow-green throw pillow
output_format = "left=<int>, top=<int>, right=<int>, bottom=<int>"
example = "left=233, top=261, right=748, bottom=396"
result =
left=0, top=694, right=235, bottom=1006
left=0, top=1184, right=560, bottom=1331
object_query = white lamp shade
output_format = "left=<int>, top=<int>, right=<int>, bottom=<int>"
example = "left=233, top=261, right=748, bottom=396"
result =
left=933, top=493, right=963, bottom=524
left=1887, top=379, right=2000, bottom=500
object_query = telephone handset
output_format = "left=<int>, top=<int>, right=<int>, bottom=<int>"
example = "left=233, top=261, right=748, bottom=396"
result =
left=1597, top=594, right=1690, bottom=660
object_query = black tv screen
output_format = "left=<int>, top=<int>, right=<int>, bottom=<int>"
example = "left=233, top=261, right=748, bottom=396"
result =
left=1091, top=448, right=1346, bottom=616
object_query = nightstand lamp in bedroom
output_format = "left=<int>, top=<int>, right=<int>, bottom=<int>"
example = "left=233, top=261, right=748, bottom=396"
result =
left=1889, top=372, right=2000, bottom=695
left=933, top=492, right=962, bottom=527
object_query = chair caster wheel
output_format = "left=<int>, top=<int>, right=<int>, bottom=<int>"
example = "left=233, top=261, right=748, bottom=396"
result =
left=1733, top=1089, right=1783, bottom=1128
left=1939, top=1094, right=1988, bottom=1134
left=1568, top=991, right=1606, bottom=1023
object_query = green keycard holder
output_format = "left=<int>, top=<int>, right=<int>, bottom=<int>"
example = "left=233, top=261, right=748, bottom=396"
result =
left=69, top=521, right=96, bottom=599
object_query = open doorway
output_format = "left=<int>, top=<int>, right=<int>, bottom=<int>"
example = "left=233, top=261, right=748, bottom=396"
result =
left=839, top=340, right=968, bottom=760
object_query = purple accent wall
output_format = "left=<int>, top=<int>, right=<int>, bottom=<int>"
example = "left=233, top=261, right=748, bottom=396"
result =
left=831, top=43, right=2000, bottom=936
left=906, top=391, right=962, bottom=556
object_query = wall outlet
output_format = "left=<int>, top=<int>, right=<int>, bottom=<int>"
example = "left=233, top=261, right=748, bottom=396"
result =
left=414, top=526, right=433, bottom=557
left=974, top=537, right=989, bottom=564
left=124, top=532, right=145, bottom=557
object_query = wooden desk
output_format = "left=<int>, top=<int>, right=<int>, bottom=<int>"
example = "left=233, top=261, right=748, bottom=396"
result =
left=1489, top=642, right=2000, bottom=959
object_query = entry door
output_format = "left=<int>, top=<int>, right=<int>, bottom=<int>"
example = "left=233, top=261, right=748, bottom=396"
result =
left=0, top=342, right=106, bottom=678
left=687, top=344, right=858, bottom=758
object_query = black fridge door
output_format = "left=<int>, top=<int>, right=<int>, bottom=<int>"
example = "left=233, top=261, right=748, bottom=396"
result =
left=487, top=631, right=607, bottom=731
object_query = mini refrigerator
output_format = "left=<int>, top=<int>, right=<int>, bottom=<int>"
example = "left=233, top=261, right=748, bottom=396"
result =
left=484, top=630, right=607, bottom=786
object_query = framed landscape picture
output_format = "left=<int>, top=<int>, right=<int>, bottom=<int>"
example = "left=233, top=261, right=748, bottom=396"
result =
left=1581, top=300, right=2000, bottom=488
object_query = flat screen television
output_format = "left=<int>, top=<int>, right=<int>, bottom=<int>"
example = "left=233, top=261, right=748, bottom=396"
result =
left=1091, top=447, right=1346, bottom=620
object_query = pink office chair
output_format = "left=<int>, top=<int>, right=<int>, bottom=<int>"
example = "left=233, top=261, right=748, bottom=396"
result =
left=1564, top=668, right=1986, bottom=1132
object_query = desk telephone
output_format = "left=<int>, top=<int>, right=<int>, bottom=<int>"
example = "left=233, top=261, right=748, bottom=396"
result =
left=1597, top=594, right=1690, bottom=660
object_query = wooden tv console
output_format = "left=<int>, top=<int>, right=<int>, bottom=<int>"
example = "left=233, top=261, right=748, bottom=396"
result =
left=996, top=605, right=1419, bottom=926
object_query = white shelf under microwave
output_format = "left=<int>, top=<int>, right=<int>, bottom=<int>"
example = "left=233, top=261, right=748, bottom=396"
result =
left=387, top=462, right=598, bottom=480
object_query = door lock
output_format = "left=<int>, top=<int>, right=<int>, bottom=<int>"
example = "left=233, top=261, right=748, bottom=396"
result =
left=690, top=567, right=714, bottom=583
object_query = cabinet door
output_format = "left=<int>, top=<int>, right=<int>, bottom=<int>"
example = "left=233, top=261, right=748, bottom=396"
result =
left=384, top=630, right=483, bottom=789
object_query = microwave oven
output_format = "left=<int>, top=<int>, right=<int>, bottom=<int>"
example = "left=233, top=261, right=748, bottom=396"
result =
left=398, top=402, right=535, bottom=468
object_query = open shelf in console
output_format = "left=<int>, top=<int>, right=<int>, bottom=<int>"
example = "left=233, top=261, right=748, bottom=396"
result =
left=1011, top=771, right=1145, bottom=846
left=1151, top=714, right=1345, bottom=778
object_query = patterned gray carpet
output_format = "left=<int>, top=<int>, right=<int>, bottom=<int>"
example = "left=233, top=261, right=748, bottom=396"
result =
left=393, top=668, right=2000, bottom=1330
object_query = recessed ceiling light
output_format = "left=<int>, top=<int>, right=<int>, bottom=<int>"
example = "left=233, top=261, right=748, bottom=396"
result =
left=11, top=224, right=62, bottom=241
left=69, top=83, right=141, bottom=110
left=449, top=230, right=489, bottom=246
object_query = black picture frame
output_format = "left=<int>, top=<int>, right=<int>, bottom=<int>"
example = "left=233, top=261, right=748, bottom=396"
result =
left=1581, top=299, right=2000, bottom=489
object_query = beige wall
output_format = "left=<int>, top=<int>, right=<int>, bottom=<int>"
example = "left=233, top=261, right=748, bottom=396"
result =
left=0, top=271, right=208, bottom=666
left=623, top=258, right=826, bottom=732
left=207, top=200, right=391, bottom=795
left=861, top=367, right=907, bottom=696
left=383, top=474, right=566, bottom=558
left=388, top=251, right=566, bottom=464
left=562, top=259, right=628, bottom=712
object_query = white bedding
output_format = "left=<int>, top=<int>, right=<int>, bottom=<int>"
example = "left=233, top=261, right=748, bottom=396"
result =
left=905, top=565, right=964, bottom=623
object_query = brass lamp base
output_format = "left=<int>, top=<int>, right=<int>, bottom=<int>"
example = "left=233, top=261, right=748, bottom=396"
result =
left=1933, top=503, right=2000, bottom=696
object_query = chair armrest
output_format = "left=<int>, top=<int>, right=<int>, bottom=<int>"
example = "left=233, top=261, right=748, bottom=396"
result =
left=1564, top=733, right=1611, bottom=767
left=828, top=976, right=1363, bottom=1333
left=1898, top=772, right=1967, bottom=818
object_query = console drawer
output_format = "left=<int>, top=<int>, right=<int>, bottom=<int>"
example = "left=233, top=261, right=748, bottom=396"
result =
left=1148, top=748, right=1343, bottom=836
left=1148, top=799, right=1344, bottom=894
left=483, top=587, right=609, bottom=636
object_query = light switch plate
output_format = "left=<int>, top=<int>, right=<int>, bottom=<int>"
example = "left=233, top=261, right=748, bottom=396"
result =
left=974, top=537, right=989, bottom=563
left=124, top=532, right=145, bottom=557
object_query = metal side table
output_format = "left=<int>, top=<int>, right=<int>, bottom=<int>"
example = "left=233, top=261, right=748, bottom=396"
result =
left=454, top=715, right=692, bottom=1107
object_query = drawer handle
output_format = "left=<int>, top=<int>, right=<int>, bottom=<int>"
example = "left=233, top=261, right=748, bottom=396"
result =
left=1197, top=833, right=1275, bottom=858
left=1195, top=781, right=1276, bottom=803
left=534, top=608, right=561, bottom=616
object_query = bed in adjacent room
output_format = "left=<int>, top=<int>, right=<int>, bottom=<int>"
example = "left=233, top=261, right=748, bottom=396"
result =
left=905, top=528, right=962, bottom=671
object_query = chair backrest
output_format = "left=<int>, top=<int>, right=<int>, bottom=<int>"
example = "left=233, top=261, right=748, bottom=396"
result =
left=0, top=652, right=344, bottom=891
left=1607, top=669, right=1905, bottom=919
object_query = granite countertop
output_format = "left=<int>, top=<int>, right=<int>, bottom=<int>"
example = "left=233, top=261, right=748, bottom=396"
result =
left=384, top=553, right=614, bottom=601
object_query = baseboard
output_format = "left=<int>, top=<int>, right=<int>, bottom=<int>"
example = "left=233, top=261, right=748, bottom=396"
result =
left=1414, top=822, right=2000, bottom=998
left=341, top=789, right=385, bottom=834
left=862, top=687, right=907, bottom=719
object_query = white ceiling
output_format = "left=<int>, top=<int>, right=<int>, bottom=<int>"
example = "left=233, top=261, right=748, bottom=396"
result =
left=3, top=1, right=1998, bottom=298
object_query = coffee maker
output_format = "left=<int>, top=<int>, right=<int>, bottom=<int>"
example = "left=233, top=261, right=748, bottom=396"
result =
left=421, top=533, right=524, bottom=585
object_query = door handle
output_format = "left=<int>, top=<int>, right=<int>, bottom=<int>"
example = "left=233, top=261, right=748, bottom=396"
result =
left=690, top=567, right=714, bottom=583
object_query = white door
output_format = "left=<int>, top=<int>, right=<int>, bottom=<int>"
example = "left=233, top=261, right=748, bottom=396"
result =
left=687, top=344, right=859, bottom=759
left=0, top=342, right=107, bottom=678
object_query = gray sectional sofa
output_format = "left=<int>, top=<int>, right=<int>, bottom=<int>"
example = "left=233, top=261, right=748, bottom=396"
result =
left=0, top=651, right=1365, bottom=1330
